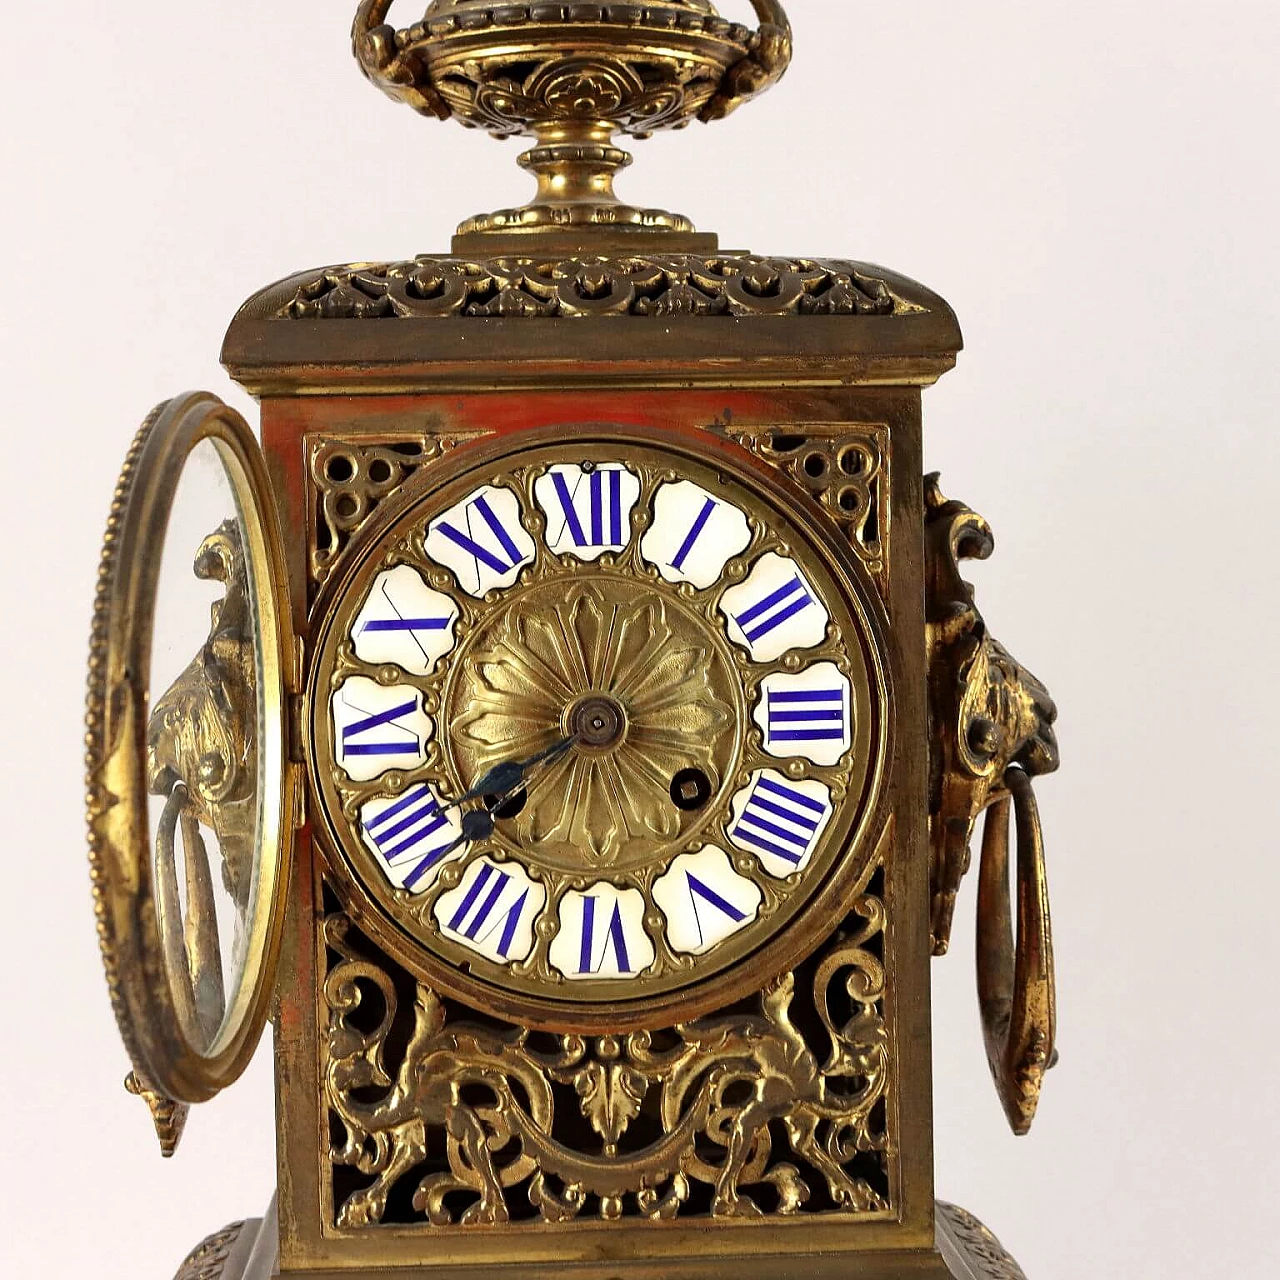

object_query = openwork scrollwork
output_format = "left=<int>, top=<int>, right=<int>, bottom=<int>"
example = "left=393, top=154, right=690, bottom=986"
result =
left=720, top=424, right=889, bottom=578
left=323, top=882, right=891, bottom=1227
left=283, top=254, right=905, bottom=320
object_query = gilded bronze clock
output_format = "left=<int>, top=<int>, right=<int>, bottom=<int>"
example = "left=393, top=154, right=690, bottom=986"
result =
left=84, top=3, right=1062, bottom=1277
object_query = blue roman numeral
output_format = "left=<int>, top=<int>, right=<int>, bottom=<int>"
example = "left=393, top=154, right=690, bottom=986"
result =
left=767, top=688, right=847, bottom=743
left=341, top=698, right=423, bottom=758
left=734, top=575, right=815, bottom=643
left=731, top=776, right=829, bottom=865
left=437, top=493, right=526, bottom=575
left=685, top=872, right=748, bottom=945
left=549, top=468, right=626, bottom=550
left=361, top=617, right=450, bottom=633
left=578, top=896, right=632, bottom=975
left=669, top=496, right=716, bottom=571
left=363, top=785, right=453, bottom=889
left=447, top=863, right=531, bottom=959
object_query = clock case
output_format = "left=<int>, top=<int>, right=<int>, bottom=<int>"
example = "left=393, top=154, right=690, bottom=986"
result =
left=96, top=5, right=1061, bottom=1277
left=188, top=256, right=1004, bottom=1280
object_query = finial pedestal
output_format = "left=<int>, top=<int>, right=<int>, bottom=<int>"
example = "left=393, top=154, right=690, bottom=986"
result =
left=353, top=0, right=793, bottom=253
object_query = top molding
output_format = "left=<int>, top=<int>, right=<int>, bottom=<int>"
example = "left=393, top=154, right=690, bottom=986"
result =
left=221, top=252, right=962, bottom=395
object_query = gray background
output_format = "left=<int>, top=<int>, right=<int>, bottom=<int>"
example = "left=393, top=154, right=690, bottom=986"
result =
left=2, top=2, right=1277, bottom=1275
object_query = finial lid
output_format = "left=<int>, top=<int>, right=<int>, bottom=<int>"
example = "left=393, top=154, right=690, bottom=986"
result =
left=353, top=1, right=792, bottom=254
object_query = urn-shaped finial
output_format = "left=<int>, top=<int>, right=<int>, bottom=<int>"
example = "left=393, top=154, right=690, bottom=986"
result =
left=352, top=1, right=792, bottom=252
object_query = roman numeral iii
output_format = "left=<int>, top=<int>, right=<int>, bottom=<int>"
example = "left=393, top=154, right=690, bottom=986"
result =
left=753, top=662, right=854, bottom=767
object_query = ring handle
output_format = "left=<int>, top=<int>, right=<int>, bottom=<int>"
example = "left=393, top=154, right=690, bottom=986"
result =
left=749, top=0, right=792, bottom=29
left=975, top=767, right=1057, bottom=1135
left=352, top=0, right=451, bottom=120
left=701, top=0, right=794, bottom=122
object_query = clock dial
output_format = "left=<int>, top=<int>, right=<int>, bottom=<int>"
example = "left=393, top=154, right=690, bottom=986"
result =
left=309, top=427, right=888, bottom=1030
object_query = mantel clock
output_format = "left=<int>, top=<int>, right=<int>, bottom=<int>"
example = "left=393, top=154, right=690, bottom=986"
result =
left=85, top=5, right=1062, bottom=1278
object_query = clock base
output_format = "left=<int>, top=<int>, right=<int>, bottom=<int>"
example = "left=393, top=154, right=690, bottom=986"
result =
left=174, top=1202, right=1028, bottom=1280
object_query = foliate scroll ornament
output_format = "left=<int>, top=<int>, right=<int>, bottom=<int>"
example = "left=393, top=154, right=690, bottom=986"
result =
left=936, top=1203, right=1029, bottom=1280
left=283, top=255, right=906, bottom=320
left=323, top=883, right=891, bottom=1228
left=924, top=474, right=1059, bottom=1135
left=719, top=425, right=887, bottom=576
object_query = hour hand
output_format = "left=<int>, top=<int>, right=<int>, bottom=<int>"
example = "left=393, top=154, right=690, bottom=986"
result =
left=445, top=734, right=577, bottom=812
left=432, top=808, right=498, bottom=862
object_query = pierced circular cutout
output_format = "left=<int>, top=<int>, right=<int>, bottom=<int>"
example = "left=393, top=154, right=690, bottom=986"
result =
left=488, top=786, right=529, bottom=821
left=326, top=454, right=355, bottom=483
left=838, top=447, right=865, bottom=476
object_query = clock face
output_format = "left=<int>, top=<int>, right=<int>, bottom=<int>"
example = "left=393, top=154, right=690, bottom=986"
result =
left=309, top=427, right=889, bottom=1028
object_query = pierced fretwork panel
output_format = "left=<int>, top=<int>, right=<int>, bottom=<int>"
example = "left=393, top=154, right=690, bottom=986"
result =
left=309, top=434, right=488, bottom=597
left=321, top=868, right=893, bottom=1231
left=717, top=424, right=889, bottom=584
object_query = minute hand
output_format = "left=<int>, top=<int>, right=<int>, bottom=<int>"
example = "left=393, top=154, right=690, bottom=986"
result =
left=444, top=734, right=578, bottom=814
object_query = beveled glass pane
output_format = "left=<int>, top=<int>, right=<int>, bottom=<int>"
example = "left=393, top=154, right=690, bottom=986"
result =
left=147, top=439, right=263, bottom=1054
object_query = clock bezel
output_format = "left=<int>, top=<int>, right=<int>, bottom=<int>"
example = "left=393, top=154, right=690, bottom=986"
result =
left=85, top=393, right=297, bottom=1102
left=305, top=422, right=894, bottom=1032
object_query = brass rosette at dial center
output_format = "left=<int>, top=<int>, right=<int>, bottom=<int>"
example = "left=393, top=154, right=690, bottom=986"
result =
left=444, top=574, right=743, bottom=876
